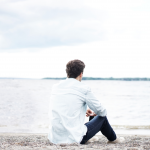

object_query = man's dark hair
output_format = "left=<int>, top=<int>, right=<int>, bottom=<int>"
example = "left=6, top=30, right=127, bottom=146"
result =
left=66, top=59, right=85, bottom=78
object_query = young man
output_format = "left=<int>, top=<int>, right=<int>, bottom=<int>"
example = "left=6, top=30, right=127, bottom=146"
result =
left=48, top=59, right=125, bottom=144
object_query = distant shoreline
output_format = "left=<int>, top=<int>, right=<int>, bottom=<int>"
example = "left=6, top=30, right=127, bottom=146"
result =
left=0, top=77, right=150, bottom=81
left=43, top=77, right=150, bottom=81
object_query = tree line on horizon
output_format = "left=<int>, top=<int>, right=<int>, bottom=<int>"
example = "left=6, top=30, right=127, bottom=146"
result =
left=43, top=77, right=150, bottom=81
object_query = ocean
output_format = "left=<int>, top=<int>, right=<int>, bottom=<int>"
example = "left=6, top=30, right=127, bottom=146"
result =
left=0, top=79, right=150, bottom=134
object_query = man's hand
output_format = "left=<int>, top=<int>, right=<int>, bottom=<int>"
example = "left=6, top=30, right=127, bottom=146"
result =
left=86, top=109, right=97, bottom=117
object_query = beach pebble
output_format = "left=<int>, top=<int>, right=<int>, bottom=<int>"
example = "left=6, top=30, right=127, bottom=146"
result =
left=0, top=134, right=150, bottom=150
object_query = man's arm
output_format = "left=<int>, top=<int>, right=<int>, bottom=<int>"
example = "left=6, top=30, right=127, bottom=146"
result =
left=85, top=89, right=107, bottom=117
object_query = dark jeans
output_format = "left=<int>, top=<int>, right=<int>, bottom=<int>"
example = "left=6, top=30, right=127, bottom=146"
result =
left=80, top=116, right=116, bottom=144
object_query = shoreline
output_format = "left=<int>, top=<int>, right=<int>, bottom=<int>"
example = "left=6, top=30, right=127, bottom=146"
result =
left=0, top=133, right=150, bottom=150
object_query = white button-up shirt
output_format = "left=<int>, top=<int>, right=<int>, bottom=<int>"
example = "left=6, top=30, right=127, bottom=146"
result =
left=48, top=78, right=107, bottom=144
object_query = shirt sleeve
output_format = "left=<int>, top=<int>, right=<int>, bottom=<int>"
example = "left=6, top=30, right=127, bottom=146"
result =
left=85, top=88, right=107, bottom=117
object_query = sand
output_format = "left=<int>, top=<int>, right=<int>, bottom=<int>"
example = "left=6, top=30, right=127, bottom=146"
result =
left=0, top=133, right=150, bottom=150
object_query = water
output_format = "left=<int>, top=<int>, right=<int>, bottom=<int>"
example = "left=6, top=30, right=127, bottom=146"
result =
left=0, top=79, right=150, bottom=134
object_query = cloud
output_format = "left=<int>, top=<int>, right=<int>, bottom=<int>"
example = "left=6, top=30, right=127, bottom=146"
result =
left=0, top=0, right=107, bottom=51
left=1, top=0, right=150, bottom=52
left=1, top=0, right=150, bottom=78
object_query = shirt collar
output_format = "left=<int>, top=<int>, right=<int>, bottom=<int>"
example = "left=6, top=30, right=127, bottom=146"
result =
left=66, top=77, right=81, bottom=82
left=66, top=78, right=75, bottom=80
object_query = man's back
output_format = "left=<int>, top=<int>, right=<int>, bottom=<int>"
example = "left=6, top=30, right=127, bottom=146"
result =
left=48, top=59, right=123, bottom=145
left=48, top=78, right=89, bottom=144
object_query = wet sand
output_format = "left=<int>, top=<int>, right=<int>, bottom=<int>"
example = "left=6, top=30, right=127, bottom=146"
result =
left=0, top=133, right=150, bottom=150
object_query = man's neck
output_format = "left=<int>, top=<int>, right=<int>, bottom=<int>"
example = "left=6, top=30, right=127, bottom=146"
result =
left=76, top=76, right=81, bottom=82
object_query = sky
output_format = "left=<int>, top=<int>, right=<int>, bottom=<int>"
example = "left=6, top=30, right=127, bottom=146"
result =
left=0, top=0, right=150, bottom=78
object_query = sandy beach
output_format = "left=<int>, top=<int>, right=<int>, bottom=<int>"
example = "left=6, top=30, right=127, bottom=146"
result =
left=0, top=133, right=150, bottom=150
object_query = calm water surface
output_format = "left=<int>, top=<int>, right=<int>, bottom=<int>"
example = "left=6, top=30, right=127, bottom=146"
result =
left=0, top=79, right=150, bottom=134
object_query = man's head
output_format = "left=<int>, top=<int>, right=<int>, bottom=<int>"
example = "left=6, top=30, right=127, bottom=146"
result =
left=66, top=59, right=85, bottom=81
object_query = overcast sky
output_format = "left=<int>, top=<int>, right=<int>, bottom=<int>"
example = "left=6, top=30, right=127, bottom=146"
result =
left=0, top=0, right=150, bottom=78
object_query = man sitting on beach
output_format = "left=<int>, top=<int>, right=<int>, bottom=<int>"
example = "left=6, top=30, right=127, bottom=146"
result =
left=48, top=59, right=125, bottom=144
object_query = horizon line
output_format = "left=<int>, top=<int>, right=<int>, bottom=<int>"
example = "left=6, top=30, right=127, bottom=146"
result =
left=1, top=77, right=150, bottom=81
